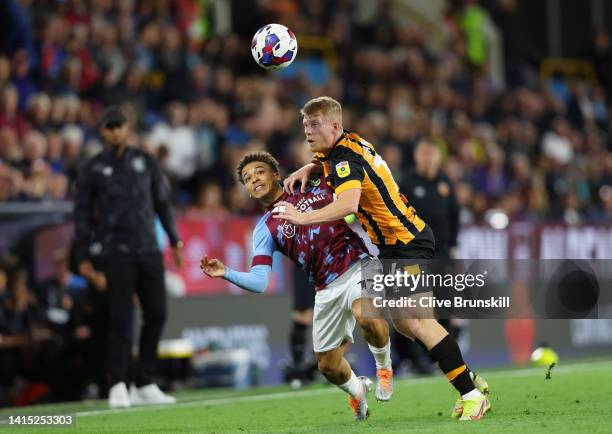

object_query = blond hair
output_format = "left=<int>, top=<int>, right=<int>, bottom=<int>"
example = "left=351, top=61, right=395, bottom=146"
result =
left=300, top=96, right=342, bottom=122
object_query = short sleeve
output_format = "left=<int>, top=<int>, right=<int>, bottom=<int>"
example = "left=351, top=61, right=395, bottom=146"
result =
left=328, top=158, right=365, bottom=196
left=252, top=216, right=276, bottom=267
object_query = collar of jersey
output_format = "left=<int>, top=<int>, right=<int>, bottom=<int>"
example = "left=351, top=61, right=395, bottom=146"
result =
left=265, top=190, right=289, bottom=212
left=315, top=130, right=349, bottom=162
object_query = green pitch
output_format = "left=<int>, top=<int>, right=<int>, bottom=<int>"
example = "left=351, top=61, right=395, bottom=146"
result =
left=0, top=358, right=610, bottom=433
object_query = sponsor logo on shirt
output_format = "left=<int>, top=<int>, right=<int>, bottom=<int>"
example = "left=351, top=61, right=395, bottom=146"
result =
left=336, top=161, right=350, bottom=178
left=296, top=193, right=326, bottom=212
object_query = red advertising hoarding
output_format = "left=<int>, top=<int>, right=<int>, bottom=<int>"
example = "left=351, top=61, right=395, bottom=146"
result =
left=162, top=217, right=291, bottom=296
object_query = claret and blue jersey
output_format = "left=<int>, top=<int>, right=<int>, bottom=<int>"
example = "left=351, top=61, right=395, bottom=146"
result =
left=251, top=176, right=369, bottom=291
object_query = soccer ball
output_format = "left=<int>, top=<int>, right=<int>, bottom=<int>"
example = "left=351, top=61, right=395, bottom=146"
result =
left=251, top=23, right=297, bottom=70
left=531, top=346, right=559, bottom=366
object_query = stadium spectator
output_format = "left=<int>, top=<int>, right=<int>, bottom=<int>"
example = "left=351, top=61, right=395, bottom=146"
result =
left=0, top=84, right=28, bottom=139
left=0, top=265, right=53, bottom=406
left=38, top=249, right=92, bottom=401
left=149, top=101, right=198, bottom=182
left=185, top=181, right=229, bottom=219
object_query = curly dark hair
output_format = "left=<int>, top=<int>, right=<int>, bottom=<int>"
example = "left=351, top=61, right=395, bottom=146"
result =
left=235, top=151, right=280, bottom=184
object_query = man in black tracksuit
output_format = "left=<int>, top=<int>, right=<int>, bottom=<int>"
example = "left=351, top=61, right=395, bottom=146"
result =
left=401, top=139, right=459, bottom=260
left=395, top=138, right=461, bottom=373
left=74, top=106, right=183, bottom=408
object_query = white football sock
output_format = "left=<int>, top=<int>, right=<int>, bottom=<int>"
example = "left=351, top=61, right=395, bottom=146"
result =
left=338, top=371, right=362, bottom=398
left=368, top=339, right=392, bottom=369
left=461, top=388, right=483, bottom=400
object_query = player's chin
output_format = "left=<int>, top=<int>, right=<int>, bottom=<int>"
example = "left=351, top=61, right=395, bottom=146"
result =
left=252, top=188, right=271, bottom=199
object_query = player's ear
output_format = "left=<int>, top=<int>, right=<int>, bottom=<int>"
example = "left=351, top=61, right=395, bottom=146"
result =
left=274, top=171, right=280, bottom=182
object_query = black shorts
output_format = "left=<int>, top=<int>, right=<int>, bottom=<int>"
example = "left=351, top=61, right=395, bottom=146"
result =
left=292, top=267, right=315, bottom=311
left=377, top=227, right=435, bottom=296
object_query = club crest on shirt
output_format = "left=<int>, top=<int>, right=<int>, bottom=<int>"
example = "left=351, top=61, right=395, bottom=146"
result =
left=309, top=177, right=321, bottom=187
left=336, top=161, right=350, bottom=178
left=131, top=156, right=146, bottom=173
left=282, top=221, right=296, bottom=238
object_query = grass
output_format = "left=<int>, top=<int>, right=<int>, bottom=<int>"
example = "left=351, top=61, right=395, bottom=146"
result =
left=0, top=358, right=610, bottom=433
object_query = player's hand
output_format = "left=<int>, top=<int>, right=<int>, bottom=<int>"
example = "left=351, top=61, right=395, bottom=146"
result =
left=172, top=241, right=184, bottom=268
left=271, top=201, right=306, bottom=225
left=283, top=163, right=317, bottom=194
left=200, top=255, right=226, bottom=278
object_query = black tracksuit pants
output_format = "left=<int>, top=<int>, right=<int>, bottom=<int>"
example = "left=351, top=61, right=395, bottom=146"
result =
left=102, top=250, right=166, bottom=387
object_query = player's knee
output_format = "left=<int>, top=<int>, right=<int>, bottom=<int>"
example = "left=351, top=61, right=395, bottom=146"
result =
left=405, top=318, right=427, bottom=339
left=357, top=316, right=376, bottom=334
left=391, top=318, right=416, bottom=340
left=317, top=356, right=340, bottom=377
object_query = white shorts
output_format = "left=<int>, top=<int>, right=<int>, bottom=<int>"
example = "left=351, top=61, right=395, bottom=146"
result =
left=312, top=257, right=382, bottom=353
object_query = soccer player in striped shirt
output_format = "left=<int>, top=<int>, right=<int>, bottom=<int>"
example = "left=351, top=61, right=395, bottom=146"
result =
left=281, top=97, right=490, bottom=421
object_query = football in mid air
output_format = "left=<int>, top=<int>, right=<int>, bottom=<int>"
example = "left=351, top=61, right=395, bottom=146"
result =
left=531, top=346, right=559, bottom=366
left=251, top=23, right=297, bottom=70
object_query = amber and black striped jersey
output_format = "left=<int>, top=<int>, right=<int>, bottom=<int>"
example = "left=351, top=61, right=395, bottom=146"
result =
left=316, top=131, right=434, bottom=248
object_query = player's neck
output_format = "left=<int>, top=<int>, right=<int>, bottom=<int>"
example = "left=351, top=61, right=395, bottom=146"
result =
left=260, top=186, right=284, bottom=208
left=321, top=130, right=344, bottom=155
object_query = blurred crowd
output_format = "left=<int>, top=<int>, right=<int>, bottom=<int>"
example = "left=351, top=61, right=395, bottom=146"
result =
left=0, top=248, right=108, bottom=405
left=0, top=0, right=611, bottom=226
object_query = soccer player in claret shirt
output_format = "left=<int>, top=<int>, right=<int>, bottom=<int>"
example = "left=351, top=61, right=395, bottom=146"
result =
left=281, top=97, right=490, bottom=421
left=201, top=151, right=392, bottom=421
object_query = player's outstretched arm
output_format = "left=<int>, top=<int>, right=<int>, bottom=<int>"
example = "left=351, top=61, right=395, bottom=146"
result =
left=200, top=255, right=271, bottom=294
left=283, top=162, right=323, bottom=194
